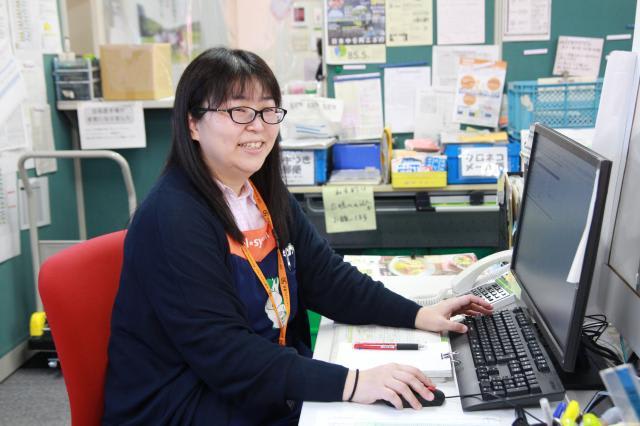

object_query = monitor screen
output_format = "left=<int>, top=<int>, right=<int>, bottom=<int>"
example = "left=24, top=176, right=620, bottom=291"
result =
left=512, top=124, right=611, bottom=372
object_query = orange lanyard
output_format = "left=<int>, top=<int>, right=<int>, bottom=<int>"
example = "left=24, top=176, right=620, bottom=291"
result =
left=240, top=182, right=290, bottom=346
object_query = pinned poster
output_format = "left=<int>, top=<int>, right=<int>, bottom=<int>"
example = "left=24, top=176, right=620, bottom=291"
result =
left=453, top=58, right=507, bottom=128
left=0, top=156, right=20, bottom=263
left=436, top=0, right=484, bottom=45
left=432, top=45, right=500, bottom=88
left=384, top=65, right=431, bottom=133
left=333, top=73, right=384, bottom=140
left=386, top=0, right=433, bottom=47
left=0, top=40, right=27, bottom=127
left=502, top=0, right=551, bottom=42
left=324, top=0, right=386, bottom=64
left=553, top=36, right=604, bottom=79
left=414, top=87, right=458, bottom=139
left=322, top=185, right=376, bottom=233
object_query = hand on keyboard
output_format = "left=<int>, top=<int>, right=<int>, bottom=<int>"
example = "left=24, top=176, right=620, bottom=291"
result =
left=415, top=294, right=493, bottom=333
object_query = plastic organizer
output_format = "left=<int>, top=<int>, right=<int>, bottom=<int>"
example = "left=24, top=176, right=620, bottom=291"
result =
left=53, top=57, right=101, bottom=101
left=445, top=143, right=521, bottom=184
left=507, top=79, right=603, bottom=139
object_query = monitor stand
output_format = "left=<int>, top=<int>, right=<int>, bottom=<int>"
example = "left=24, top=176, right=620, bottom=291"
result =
left=551, top=338, right=608, bottom=390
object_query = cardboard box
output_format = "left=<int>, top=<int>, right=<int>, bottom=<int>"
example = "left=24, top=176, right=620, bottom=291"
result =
left=100, top=44, right=172, bottom=100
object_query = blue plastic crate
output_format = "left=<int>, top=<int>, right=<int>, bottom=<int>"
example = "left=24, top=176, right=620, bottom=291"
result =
left=332, top=143, right=381, bottom=170
left=507, top=79, right=602, bottom=139
left=445, top=143, right=520, bottom=184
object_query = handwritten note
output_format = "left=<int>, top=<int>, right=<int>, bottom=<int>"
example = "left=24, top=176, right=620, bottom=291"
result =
left=553, top=36, right=604, bottom=79
left=386, top=0, right=433, bottom=47
left=322, top=185, right=376, bottom=233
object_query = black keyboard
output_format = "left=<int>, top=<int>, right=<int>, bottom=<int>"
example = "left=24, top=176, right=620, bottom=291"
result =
left=450, top=307, right=565, bottom=411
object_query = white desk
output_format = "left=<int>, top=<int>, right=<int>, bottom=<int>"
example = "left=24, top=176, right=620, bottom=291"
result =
left=299, top=277, right=596, bottom=425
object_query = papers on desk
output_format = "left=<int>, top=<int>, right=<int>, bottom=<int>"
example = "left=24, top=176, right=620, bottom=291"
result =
left=331, top=325, right=453, bottom=379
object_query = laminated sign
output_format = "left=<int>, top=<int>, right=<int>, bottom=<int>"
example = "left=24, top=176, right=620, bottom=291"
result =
left=460, top=146, right=508, bottom=177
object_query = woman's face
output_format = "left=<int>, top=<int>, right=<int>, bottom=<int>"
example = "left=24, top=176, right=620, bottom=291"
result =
left=188, top=80, right=280, bottom=188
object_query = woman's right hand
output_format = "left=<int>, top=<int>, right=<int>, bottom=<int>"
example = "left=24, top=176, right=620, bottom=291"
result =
left=342, top=364, right=435, bottom=410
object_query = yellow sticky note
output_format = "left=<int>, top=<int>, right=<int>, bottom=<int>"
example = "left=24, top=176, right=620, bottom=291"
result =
left=322, top=186, right=377, bottom=233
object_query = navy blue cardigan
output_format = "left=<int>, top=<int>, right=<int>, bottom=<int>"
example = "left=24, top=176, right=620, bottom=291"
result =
left=103, top=168, right=421, bottom=425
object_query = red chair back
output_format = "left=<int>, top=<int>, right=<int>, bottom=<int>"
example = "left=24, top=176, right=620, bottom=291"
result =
left=38, top=230, right=126, bottom=426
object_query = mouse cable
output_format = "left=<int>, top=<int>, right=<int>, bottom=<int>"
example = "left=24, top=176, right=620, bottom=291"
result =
left=444, top=392, right=545, bottom=425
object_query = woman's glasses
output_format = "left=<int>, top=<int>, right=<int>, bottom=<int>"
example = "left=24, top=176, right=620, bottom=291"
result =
left=195, top=106, right=287, bottom=124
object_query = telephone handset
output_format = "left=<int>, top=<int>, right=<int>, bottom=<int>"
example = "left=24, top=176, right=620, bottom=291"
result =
left=413, top=250, right=515, bottom=309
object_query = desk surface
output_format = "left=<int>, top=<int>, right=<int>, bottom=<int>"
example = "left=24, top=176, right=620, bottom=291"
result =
left=299, top=277, right=596, bottom=425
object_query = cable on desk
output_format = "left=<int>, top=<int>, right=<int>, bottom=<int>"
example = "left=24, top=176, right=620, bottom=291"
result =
left=582, top=314, right=623, bottom=366
left=444, top=392, right=545, bottom=425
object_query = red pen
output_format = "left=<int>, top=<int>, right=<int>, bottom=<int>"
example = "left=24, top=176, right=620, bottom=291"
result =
left=353, top=343, right=423, bottom=350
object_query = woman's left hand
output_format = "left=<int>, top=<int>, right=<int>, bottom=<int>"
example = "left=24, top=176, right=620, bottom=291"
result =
left=414, top=295, right=493, bottom=333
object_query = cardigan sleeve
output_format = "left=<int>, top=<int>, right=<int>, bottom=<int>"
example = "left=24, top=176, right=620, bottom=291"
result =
left=129, top=188, right=348, bottom=405
left=288, top=194, right=422, bottom=328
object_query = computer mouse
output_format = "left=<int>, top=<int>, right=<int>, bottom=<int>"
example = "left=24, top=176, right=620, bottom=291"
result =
left=376, top=387, right=446, bottom=409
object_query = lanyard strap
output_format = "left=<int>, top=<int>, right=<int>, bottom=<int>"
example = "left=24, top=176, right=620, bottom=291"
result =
left=240, top=182, right=290, bottom=346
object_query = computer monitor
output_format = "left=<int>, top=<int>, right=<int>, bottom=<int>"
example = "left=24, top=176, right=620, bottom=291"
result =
left=511, top=124, right=611, bottom=376
left=590, top=51, right=640, bottom=360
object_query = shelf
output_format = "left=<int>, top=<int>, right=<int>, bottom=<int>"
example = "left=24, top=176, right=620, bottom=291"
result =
left=288, top=183, right=497, bottom=194
left=57, top=97, right=174, bottom=110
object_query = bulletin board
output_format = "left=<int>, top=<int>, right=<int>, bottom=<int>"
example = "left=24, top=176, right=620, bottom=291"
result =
left=324, top=0, right=635, bottom=142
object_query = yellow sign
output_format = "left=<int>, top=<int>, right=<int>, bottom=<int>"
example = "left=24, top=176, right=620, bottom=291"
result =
left=322, top=186, right=377, bottom=233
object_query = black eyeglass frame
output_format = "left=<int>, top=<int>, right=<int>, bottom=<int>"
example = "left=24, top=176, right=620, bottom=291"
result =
left=193, top=106, right=288, bottom=124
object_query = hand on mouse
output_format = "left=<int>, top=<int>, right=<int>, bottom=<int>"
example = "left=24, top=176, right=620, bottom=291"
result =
left=342, top=364, right=434, bottom=410
left=414, top=294, right=493, bottom=333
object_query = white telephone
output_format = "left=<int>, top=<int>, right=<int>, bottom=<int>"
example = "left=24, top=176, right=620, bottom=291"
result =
left=413, top=250, right=515, bottom=309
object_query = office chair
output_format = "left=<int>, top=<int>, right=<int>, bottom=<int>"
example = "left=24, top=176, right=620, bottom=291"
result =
left=38, top=230, right=126, bottom=426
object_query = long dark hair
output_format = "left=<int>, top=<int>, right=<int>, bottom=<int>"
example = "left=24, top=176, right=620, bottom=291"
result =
left=167, top=47, right=290, bottom=244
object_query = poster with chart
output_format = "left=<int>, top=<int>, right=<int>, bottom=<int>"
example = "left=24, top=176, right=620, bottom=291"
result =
left=453, top=58, right=507, bottom=128
left=383, top=66, right=431, bottom=133
left=324, top=0, right=387, bottom=64
left=333, top=73, right=384, bottom=140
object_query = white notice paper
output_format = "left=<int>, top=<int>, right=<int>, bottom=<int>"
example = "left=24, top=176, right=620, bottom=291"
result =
left=414, top=87, right=458, bottom=139
left=386, top=0, right=433, bottom=47
left=282, top=150, right=315, bottom=185
left=333, top=74, right=384, bottom=141
left=432, top=45, right=500, bottom=88
left=436, top=0, right=485, bottom=45
left=0, top=106, right=29, bottom=152
left=16, top=50, right=48, bottom=104
left=38, top=0, right=62, bottom=53
left=460, top=146, right=508, bottom=177
left=18, top=176, right=50, bottom=230
left=553, top=36, right=604, bottom=79
left=30, top=104, right=57, bottom=175
left=503, top=0, right=551, bottom=42
left=567, top=170, right=599, bottom=284
left=8, top=0, right=40, bottom=51
left=0, top=156, right=20, bottom=263
left=0, top=0, right=11, bottom=41
left=78, top=102, right=147, bottom=149
left=0, top=39, right=27, bottom=127
left=384, top=66, right=431, bottom=133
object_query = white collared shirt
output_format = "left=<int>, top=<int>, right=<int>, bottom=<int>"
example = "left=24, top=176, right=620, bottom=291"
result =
left=215, top=179, right=266, bottom=231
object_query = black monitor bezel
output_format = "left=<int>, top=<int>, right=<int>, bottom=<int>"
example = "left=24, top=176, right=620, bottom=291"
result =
left=511, top=124, right=611, bottom=372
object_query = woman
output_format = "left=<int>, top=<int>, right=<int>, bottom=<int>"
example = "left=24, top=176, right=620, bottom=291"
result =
left=103, top=47, right=492, bottom=425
